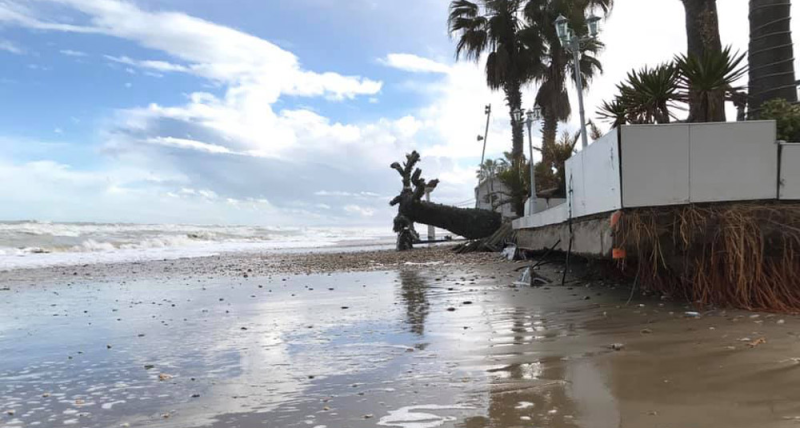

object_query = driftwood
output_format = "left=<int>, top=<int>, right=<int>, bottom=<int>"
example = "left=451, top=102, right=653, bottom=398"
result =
left=390, top=151, right=502, bottom=241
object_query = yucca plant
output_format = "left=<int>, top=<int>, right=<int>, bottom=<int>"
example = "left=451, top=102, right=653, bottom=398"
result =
left=617, top=63, right=681, bottom=124
left=596, top=97, right=628, bottom=128
left=675, top=46, right=748, bottom=122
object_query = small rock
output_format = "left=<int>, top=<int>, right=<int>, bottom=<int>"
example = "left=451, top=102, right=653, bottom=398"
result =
left=446, top=307, right=456, bottom=312
left=158, top=373, right=173, bottom=381
left=144, top=364, right=155, bottom=370
left=610, top=343, right=625, bottom=351
left=640, top=329, right=653, bottom=334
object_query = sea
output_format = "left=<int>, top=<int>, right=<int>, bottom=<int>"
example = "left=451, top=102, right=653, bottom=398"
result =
left=0, top=221, right=397, bottom=271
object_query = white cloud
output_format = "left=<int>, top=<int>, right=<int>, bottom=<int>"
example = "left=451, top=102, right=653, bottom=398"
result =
left=381, top=53, right=450, bottom=74
left=0, top=0, right=526, bottom=224
left=2, top=0, right=382, bottom=100
left=344, top=204, right=375, bottom=217
left=105, top=55, right=190, bottom=73
left=59, top=49, right=87, bottom=57
left=144, top=137, right=233, bottom=155
left=315, top=190, right=382, bottom=198
left=0, top=39, right=23, bottom=54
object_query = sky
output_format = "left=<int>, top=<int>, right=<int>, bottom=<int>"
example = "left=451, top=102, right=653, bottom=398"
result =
left=0, top=0, right=795, bottom=227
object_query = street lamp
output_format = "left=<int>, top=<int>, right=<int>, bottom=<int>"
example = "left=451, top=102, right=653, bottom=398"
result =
left=554, top=13, right=602, bottom=150
left=479, top=104, right=492, bottom=167
left=513, top=106, right=542, bottom=215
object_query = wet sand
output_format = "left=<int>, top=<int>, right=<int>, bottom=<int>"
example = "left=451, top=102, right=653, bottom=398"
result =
left=2, top=246, right=800, bottom=428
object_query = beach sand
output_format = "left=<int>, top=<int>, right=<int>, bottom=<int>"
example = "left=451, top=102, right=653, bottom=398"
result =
left=2, top=246, right=800, bottom=428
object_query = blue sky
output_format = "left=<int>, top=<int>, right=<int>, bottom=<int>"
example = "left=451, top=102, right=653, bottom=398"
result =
left=0, top=0, right=793, bottom=226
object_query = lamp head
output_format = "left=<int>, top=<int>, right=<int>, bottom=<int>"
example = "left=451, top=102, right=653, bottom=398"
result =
left=512, top=108, right=523, bottom=124
left=532, top=105, right=542, bottom=121
left=525, top=110, right=535, bottom=126
left=587, top=14, right=601, bottom=38
left=554, top=14, right=569, bottom=45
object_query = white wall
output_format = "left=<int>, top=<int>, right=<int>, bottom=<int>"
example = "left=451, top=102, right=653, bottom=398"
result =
left=620, top=124, right=690, bottom=207
left=620, top=121, right=778, bottom=208
left=514, top=121, right=785, bottom=233
left=781, top=143, right=800, bottom=200
left=513, top=129, right=622, bottom=231
left=570, top=127, right=622, bottom=217
left=689, top=121, right=778, bottom=202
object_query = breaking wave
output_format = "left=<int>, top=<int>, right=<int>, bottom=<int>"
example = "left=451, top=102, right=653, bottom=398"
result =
left=0, top=221, right=394, bottom=270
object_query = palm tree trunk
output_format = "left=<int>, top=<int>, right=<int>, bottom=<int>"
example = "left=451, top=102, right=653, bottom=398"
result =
left=540, top=107, right=558, bottom=165
left=505, top=80, right=525, bottom=163
left=681, top=0, right=726, bottom=122
left=504, top=79, right=527, bottom=217
left=749, top=0, right=798, bottom=117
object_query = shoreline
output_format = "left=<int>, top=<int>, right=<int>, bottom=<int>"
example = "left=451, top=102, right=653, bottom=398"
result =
left=0, top=245, right=496, bottom=287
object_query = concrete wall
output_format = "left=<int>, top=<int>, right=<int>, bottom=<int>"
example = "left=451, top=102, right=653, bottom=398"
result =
left=513, top=121, right=786, bottom=236
left=565, top=128, right=622, bottom=218
left=689, top=121, right=778, bottom=202
left=620, top=121, right=778, bottom=207
left=620, top=124, right=690, bottom=207
left=781, top=143, right=800, bottom=200
left=516, top=213, right=615, bottom=257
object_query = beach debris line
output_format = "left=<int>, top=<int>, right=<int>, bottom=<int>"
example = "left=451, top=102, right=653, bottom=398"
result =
left=389, top=151, right=502, bottom=251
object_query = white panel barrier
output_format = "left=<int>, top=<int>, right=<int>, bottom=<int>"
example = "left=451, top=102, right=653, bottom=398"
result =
left=513, top=121, right=787, bottom=233
left=620, top=124, right=690, bottom=207
left=781, top=143, right=800, bottom=200
left=689, top=121, right=777, bottom=202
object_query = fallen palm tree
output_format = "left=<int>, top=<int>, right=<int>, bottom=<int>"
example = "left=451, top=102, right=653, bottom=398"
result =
left=390, top=151, right=503, bottom=250
left=616, top=202, right=800, bottom=312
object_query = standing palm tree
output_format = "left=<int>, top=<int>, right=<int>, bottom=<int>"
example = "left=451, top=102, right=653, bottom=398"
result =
left=448, top=0, right=543, bottom=167
left=679, top=0, right=725, bottom=122
left=749, top=0, right=798, bottom=117
left=524, top=0, right=610, bottom=162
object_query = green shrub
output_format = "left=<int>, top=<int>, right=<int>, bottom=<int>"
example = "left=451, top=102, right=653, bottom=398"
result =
left=759, top=98, right=800, bottom=142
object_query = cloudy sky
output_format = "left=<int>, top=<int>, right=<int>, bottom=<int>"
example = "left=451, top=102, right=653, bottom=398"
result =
left=0, top=0, right=794, bottom=226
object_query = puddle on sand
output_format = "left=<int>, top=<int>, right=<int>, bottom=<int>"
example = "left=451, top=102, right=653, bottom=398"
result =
left=1, top=265, right=614, bottom=428
left=378, top=404, right=473, bottom=428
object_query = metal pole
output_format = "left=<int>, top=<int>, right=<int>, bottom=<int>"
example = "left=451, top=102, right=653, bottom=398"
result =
left=571, top=39, right=589, bottom=150
left=527, top=120, right=536, bottom=215
left=479, top=104, right=491, bottom=166
left=477, top=105, right=492, bottom=209
left=425, top=189, right=435, bottom=241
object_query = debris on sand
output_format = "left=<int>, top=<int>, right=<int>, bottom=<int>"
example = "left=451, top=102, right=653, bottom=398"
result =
left=748, top=338, right=767, bottom=348
left=610, top=343, right=625, bottom=351
left=158, top=373, right=173, bottom=381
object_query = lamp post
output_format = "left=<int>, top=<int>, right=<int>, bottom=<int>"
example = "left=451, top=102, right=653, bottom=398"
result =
left=478, top=104, right=492, bottom=167
left=554, top=13, right=601, bottom=150
left=513, top=106, right=542, bottom=216
left=477, top=104, right=492, bottom=209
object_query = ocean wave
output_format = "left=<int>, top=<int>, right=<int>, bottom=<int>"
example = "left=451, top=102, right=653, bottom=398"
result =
left=0, top=222, right=395, bottom=270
